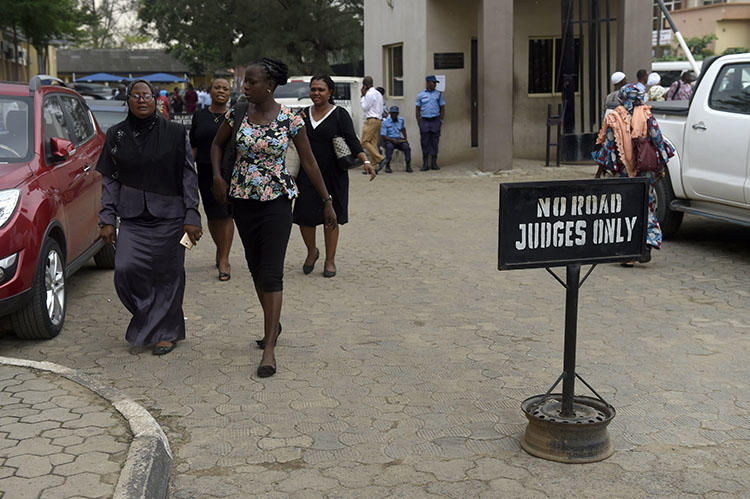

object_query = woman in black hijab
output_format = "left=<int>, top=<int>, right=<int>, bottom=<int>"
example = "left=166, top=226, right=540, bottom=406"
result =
left=97, top=79, right=202, bottom=355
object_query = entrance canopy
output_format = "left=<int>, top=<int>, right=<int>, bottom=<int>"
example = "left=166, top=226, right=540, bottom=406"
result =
left=77, top=72, right=126, bottom=82
left=137, top=72, right=187, bottom=82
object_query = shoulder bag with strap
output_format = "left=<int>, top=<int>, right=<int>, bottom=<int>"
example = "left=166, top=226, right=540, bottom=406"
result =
left=332, top=107, right=363, bottom=170
left=220, top=101, right=248, bottom=185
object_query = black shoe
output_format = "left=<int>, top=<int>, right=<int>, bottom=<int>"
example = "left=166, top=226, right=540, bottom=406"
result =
left=385, top=165, right=393, bottom=173
left=257, top=323, right=281, bottom=349
left=376, top=159, right=387, bottom=173
left=257, top=364, right=276, bottom=378
left=430, top=156, right=440, bottom=170
left=420, top=164, right=429, bottom=171
left=405, top=162, right=413, bottom=172
left=302, top=248, right=319, bottom=274
left=153, top=343, right=175, bottom=355
left=323, top=268, right=336, bottom=278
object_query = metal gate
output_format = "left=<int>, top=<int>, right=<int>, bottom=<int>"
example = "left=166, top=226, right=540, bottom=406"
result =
left=558, top=0, right=617, bottom=162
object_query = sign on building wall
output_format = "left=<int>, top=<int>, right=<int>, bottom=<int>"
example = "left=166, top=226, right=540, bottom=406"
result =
left=433, top=52, right=464, bottom=69
left=498, top=178, right=649, bottom=270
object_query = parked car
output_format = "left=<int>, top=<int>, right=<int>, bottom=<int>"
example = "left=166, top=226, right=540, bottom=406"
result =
left=86, top=99, right=128, bottom=132
left=69, top=82, right=114, bottom=100
left=0, top=76, right=114, bottom=339
left=274, top=76, right=364, bottom=136
left=647, top=53, right=750, bottom=236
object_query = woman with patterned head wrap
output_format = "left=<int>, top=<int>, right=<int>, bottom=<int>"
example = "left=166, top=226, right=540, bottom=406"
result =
left=592, top=83, right=675, bottom=265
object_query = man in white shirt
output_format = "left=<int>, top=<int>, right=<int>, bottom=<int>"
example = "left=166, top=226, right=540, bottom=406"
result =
left=360, top=76, right=385, bottom=168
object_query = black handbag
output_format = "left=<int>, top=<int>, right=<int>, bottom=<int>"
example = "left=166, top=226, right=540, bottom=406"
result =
left=332, top=108, right=363, bottom=170
left=220, top=102, right=249, bottom=185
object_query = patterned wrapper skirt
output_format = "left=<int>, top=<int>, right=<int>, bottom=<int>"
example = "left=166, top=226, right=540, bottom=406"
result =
left=114, top=214, right=186, bottom=346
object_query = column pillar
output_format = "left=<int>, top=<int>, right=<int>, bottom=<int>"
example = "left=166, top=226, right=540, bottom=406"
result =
left=478, top=0, right=513, bottom=171
left=617, top=0, right=652, bottom=81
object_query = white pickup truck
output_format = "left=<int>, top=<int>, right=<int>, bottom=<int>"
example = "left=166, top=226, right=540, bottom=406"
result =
left=647, top=53, right=750, bottom=236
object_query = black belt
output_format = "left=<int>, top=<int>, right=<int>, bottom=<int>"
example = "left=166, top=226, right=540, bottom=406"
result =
left=421, top=116, right=439, bottom=120
left=366, top=117, right=382, bottom=120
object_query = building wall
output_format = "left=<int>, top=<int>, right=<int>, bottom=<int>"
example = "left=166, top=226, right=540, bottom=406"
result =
left=424, top=0, right=479, bottom=162
left=672, top=4, right=750, bottom=54
left=364, top=0, right=650, bottom=164
left=513, top=0, right=562, bottom=159
left=364, top=0, right=428, bottom=159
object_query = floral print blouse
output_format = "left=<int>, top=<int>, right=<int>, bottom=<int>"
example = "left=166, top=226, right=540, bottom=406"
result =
left=225, top=104, right=303, bottom=201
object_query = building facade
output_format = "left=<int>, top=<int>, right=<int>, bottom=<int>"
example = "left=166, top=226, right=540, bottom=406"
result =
left=0, top=31, right=58, bottom=82
left=364, top=0, right=652, bottom=170
left=653, top=0, right=750, bottom=58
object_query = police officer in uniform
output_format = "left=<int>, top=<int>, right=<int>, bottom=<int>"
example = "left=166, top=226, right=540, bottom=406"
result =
left=415, top=75, right=445, bottom=171
left=379, top=105, right=411, bottom=173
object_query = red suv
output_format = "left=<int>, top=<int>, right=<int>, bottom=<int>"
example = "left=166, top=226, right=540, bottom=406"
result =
left=0, top=76, right=114, bottom=339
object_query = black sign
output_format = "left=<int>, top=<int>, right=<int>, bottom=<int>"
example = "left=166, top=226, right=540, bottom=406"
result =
left=171, top=113, right=193, bottom=129
left=498, top=178, right=649, bottom=270
left=434, top=52, right=464, bottom=70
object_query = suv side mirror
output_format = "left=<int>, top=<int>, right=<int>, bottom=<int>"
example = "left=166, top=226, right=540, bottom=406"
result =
left=50, top=137, right=75, bottom=161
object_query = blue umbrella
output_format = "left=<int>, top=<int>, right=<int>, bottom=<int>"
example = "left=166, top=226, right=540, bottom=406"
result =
left=77, top=72, right=128, bottom=82
left=137, top=72, right=188, bottom=83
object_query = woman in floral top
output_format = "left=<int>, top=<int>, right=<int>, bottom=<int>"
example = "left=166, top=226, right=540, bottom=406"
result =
left=211, top=58, right=336, bottom=378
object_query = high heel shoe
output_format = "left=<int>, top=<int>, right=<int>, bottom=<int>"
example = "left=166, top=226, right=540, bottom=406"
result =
left=257, top=362, right=276, bottom=378
left=303, top=248, right=319, bottom=274
left=256, top=323, right=281, bottom=349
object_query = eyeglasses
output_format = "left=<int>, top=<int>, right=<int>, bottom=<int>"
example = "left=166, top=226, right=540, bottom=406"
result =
left=128, top=93, right=154, bottom=102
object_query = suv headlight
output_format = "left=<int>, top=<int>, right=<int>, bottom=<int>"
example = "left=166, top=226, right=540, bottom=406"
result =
left=0, top=189, right=20, bottom=229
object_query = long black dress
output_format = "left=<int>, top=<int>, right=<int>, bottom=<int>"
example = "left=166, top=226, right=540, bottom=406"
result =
left=293, top=106, right=363, bottom=226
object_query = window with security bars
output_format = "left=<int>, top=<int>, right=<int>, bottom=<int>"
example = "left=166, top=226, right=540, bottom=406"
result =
left=528, top=37, right=581, bottom=95
left=384, top=44, right=403, bottom=97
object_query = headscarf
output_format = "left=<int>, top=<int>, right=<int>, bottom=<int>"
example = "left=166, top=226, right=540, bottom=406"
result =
left=124, top=79, right=159, bottom=141
left=96, top=79, right=187, bottom=196
left=617, top=83, right=643, bottom=114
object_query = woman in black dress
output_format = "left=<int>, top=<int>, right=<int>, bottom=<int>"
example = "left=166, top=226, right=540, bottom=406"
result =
left=189, top=78, right=234, bottom=280
left=293, top=75, right=376, bottom=277
left=97, top=79, right=202, bottom=355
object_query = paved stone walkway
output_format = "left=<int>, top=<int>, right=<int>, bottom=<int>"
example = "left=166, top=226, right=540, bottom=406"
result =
left=1, top=159, right=749, bottom=497
left=0, top=365, right=128, bottom=498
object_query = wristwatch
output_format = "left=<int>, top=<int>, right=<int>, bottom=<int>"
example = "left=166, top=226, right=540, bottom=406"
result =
left=322, top=194, right=333, bottom=204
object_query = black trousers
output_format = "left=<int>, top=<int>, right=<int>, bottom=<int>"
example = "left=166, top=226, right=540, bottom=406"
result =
left=231, top=196, right=292, bottom=292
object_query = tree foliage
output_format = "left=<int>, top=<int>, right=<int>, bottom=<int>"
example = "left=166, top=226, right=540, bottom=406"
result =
left=685, top=34, right=717, bottom=58
left=0, top=0, right=87, bottom=78
left=78, top=0, right=141, bottom=48
left=137, top=0, right=363, bottom=75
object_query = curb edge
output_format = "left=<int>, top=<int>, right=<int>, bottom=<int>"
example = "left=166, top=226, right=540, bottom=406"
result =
left=0, top=356, right=172, bottom=499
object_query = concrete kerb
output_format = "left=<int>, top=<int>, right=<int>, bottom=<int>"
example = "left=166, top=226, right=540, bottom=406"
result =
left=0, top=356, right=172, bottom=499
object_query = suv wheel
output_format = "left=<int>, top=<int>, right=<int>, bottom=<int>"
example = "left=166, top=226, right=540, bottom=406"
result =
left=11, top=238, right=66, bottom=339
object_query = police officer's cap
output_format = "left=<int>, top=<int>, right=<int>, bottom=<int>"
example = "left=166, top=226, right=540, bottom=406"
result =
left=389, top=105, right=399, bottom=113
left=425, top=75, right=438, bottom=82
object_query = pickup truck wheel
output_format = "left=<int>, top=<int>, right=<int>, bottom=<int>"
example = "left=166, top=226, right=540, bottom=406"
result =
left=10, top=238, right=66, bottom=340
left=654, top=174, right=684, bottom=238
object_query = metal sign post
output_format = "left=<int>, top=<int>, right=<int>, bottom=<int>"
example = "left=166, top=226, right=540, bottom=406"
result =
left=499, top=178, right=649, bottom=463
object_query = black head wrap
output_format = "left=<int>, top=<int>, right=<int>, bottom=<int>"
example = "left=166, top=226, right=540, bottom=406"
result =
left=95, top=78, right=187, bottom=196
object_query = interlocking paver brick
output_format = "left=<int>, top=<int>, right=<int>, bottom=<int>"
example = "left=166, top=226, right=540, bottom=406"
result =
left=0, top=368, right=129, bottom=497
left=5, top=454, right=52, bottom=478
left=1, top=160, right=748, bottom=496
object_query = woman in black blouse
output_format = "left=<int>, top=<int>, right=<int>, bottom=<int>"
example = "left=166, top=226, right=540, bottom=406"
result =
left=293, top=75, right=376, bottom=277
left=190, top=78, right=234, bottom=280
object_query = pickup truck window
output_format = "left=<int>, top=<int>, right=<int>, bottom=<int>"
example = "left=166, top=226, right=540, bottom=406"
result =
left=709, top=63, right=750, bottom=115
